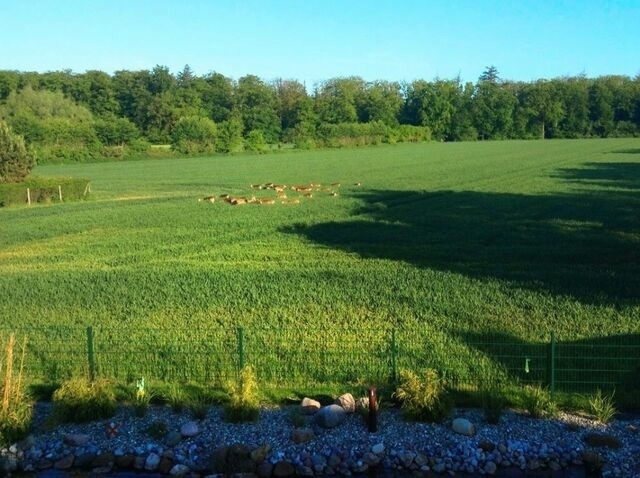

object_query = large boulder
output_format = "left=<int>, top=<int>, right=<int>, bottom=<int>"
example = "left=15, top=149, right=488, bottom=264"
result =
left=316, top=404, right=346, bottom=429
left=452, top=418, right=476, bottom=436
left=335, top=393, right=356, bottom=413
left=180, top=421, right=199, bottom=437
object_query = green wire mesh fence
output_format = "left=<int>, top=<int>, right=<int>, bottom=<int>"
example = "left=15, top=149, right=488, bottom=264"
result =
left=1, top=325, right=638, bottom=394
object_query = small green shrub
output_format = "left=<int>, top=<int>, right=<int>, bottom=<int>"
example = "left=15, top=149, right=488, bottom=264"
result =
left=52, top=378, right=117, bottom=423
left=165, top=384, right=187, bottom=413
left=189, top=396, right=209, bottom=420
left=588, top=389, right=616, bottom=424
left=522, top=385, right=557, bottom=419
left=393, top=369, right=452, bottom=422
left=224, top=365, right=260, bottom=423
left=0, top=120, right=35, bottom=183
left=479, top=374, right=507, bottom=424
left=0, top=335, right=32, bottom=446
left=147, top=420, right=168, bottom=440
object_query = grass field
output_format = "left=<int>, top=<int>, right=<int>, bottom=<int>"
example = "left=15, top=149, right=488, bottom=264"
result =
left=1, top=139, right=639, bottom=401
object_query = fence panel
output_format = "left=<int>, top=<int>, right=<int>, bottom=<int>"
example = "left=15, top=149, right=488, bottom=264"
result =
left=1, top=325, right=637, bottom=395
left=555, top=334, right=640, bottom=393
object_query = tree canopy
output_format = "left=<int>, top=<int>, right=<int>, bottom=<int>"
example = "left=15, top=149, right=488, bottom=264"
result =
left=0, top=65, right=638, bottom=163
left=0, top=120, right=35, bottom=183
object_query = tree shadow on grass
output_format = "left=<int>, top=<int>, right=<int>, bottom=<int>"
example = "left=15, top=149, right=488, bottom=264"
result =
left=284, top=184, right=639, bottom=305
left=610, top=148, right=640, bottom=155
left=557, top=162, right=640, bottom=191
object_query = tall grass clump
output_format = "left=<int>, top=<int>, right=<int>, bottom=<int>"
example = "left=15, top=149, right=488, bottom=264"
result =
left=0, top=334, right=32, bottom=446
left=522, top=384, right=557, bottom=419
left=165, top=384, right=188, bottom=413
left=394, top=368, right=452, bottom=422
left=480, top=383, right=507, bottom=425
left=52, top=378, right=117, bottom=423
left=224, top=365, right=260, bottom=422
left=589, top=389, right=616, bottom=424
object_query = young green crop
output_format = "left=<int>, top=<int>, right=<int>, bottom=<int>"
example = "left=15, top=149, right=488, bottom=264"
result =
left=0, top=139, right=639, bottom=399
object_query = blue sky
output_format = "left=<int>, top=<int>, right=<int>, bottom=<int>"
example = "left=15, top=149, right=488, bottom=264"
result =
left=1, top=0, right=638, bottom=86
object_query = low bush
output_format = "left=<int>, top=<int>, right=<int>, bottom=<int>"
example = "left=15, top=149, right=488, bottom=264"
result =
left=0, top=334, right=32, bottom=446
left=189, top=395, right=209, bottom=420
left=224, top=365, right=260, bottom=423
left=479, top=371, right=507, bottom=424
left=0, top=176, right=90, bottom=207
left=52, top=378, right=117, bottom=423
left=588, top=389, right=616, bottom=424
left=165, top=384, right=188, bottom=413
left=522, top=384, right=557, bottom=419
left=393, top=368, right=452, bottom=422
left=481, top=384, right=507, bottom=424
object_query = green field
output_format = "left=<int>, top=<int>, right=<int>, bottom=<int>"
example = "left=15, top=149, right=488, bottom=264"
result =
left=1, top=139, right=639, bottom=398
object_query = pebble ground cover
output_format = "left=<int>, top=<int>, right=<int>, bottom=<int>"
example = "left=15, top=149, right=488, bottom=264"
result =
left=0, top=139, right=638, bottom=398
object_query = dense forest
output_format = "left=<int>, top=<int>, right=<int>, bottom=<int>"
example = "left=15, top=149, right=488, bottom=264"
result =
left=0, top=65, right=639, bottom=163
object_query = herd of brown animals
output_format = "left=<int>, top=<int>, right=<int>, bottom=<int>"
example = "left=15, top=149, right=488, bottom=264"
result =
left=199, top=182, right=361, bottom=206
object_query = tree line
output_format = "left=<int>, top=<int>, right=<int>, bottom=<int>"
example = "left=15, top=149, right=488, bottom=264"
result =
left=0, top=65, right=639, bottom=163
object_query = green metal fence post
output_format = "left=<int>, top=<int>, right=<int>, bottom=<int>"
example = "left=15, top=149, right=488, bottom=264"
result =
left=390, top=328, right=397, bottom=386
left=237, top=327, right=245, bottom=371
left=86, top=326, right=96, bottom=382
left=549, top=332, right=556, bottom=395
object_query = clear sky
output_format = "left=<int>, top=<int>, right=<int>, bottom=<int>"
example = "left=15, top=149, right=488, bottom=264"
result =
left=1, top=0, right=638, bottom=86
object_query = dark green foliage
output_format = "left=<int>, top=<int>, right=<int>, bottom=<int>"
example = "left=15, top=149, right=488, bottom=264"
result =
left=171, top=116, right=217, bottom=154
left=480, top=383, right=507, bottom=424
left=236, top=75, right=281, bottom=143
left=189, top=394, right=210, bottom=419
left=244, top=130, right=268, bottom=153
left=216, top=118, right=244, bottom=153
left=0, top=68, right=637, bottom=160
left=165, top=384, right=187, bottom=412
left=0, top=176, right=89, bottom=207
left=0, top=120, right=34, bottom=183
left=95, top=115, right=140, bottom=146
left=394, top=369, right=452, bottom=422
left=52, top=378, right=117, bottom=423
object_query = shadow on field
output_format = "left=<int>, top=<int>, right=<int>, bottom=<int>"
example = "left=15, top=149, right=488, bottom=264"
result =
left=284, top=170, right=639, bottom=304
left=558, top=161, right=640, bottom=190
left=455, top=330, right=640, bottom=406
left=610, top=148, right=640, bottom=155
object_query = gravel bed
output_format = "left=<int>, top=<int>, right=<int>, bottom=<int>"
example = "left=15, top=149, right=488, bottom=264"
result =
left=1, top=403, right=638, bottom=477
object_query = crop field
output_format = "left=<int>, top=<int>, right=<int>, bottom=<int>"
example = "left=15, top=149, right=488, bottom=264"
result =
left=1, top=139, right=639, bottom=398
